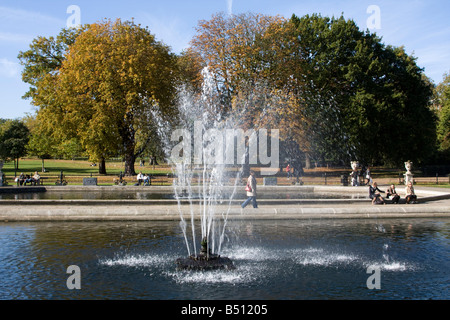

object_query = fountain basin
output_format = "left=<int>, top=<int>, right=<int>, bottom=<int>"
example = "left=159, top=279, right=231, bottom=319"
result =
left=0, top=186, right=448, bottom=221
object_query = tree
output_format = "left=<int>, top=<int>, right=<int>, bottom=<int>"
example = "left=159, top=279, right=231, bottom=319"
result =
left=286, top=14, right=437, bottom=166
left=190, top=12, right=287, bottom=111
left=0, top=119, right=30, bottom=170
left=26, top=19, right=178, bottom=175
left=436, top=72, right=450, bottom=157
left=18, top=27, right=86, bottom=170
left=18, top=28, right=85, bottom=100
left=23, top=114, right=55, bottom=171
left=188, top=12, right=437, bottom=167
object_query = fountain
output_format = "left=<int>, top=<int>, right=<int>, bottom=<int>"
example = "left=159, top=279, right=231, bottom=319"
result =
left=169, top=67, right=241, bottom=271
left=175, top=237, right=235, bottom=270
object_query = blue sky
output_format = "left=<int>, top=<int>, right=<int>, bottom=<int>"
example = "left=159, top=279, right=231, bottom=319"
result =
left=1, top=0, right=449, bottom=119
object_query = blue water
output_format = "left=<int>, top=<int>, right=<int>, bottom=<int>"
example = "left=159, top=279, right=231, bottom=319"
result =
left=0, top=218, right=448, bottom=300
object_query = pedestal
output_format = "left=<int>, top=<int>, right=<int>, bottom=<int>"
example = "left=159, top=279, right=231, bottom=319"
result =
left=0, top=161, right=3, bottom=187
left=404, top=173, right=414, bottom=186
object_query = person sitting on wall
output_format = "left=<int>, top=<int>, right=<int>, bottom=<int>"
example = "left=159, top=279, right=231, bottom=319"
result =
left=386, top=184, right=400, bottom=204
left=405, top=181, right=418, bottom=204
left=369, top=182, right=385, bottom=205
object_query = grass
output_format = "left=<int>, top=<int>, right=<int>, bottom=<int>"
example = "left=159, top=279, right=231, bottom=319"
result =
left=1, top=158, right=171, bottom=176
left=1, top=158, right=449, bottom=188
left=1, top=158, right=173, bottom=185
left=414, top=184, right=450, bottom=189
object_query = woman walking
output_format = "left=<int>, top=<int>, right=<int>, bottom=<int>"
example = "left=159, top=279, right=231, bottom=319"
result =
left=241, top=171, right=258, bottom=209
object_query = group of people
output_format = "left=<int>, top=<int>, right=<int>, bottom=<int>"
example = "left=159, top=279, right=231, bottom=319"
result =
left=240, top=170, right=419, bottom=209
left=369, top=181, right=418, bottom=205
left=16, top=172, right=41, bottom=186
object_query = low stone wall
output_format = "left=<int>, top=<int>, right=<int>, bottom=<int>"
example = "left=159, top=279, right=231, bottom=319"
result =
left=0, top=185, right=449, bottom=221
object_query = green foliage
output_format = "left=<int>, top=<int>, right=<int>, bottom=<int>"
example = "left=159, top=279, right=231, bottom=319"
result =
left=0, top=119, right=30, bottom=169
left=20, top=19, right=178, bottom=175
left=18, top=28, right=85, bottom=100
left=288, top=14, right=437, bottom=166
left=435, top=72, right=450, bottom=159
left=18, top=12, right=441, bottom=169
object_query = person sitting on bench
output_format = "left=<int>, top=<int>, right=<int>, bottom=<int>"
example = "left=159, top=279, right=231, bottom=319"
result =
left=136, top=172, right=145, bottom=185
left=32, top=171, right=41, bottom=186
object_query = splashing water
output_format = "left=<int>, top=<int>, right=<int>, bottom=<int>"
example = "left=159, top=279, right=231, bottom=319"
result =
left=170, top=67, right=243, bottom=258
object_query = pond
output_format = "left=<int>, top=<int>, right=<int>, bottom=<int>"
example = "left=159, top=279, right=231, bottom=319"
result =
left=0, top=218, right=448, bottom=300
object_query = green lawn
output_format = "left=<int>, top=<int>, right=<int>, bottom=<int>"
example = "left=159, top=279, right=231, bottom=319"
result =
left=1, top=159, right=448, bottom=188
left=1, top=158, right=171, bottom=177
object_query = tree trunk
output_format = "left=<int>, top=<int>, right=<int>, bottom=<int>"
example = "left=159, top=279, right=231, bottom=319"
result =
left=123, top=135, right=136, bottom=176
left=124, top=152, right=136, bottom=176
left=305, top=153, right=311, bottom=170
left=98, top=157, right=107, bottom=175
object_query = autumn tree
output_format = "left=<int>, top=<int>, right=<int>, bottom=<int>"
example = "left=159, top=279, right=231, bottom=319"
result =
left=26, top=19, right=178, bottom=175
left=190, top=12, right=287, bottom=110
left=188, top=12, right=437, bottom=167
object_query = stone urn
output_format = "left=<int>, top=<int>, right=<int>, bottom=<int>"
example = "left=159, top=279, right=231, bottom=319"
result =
left=350, top=161, right=359, bottom=186
left=404, top=161, right=414, bottom=185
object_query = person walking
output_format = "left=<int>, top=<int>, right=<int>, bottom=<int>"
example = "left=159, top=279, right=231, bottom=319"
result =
left=241, top=171, right=258, bottom=209
left=286, top=164, right=291, bottom=179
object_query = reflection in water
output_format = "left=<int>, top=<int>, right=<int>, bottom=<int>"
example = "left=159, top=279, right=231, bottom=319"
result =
left=0, top=190, right=367, bottom=200
left=0, top=219, right=448, bottom=299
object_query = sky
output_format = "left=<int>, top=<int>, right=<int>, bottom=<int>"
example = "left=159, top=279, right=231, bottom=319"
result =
left=1, top=0, right=449, bottom=119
